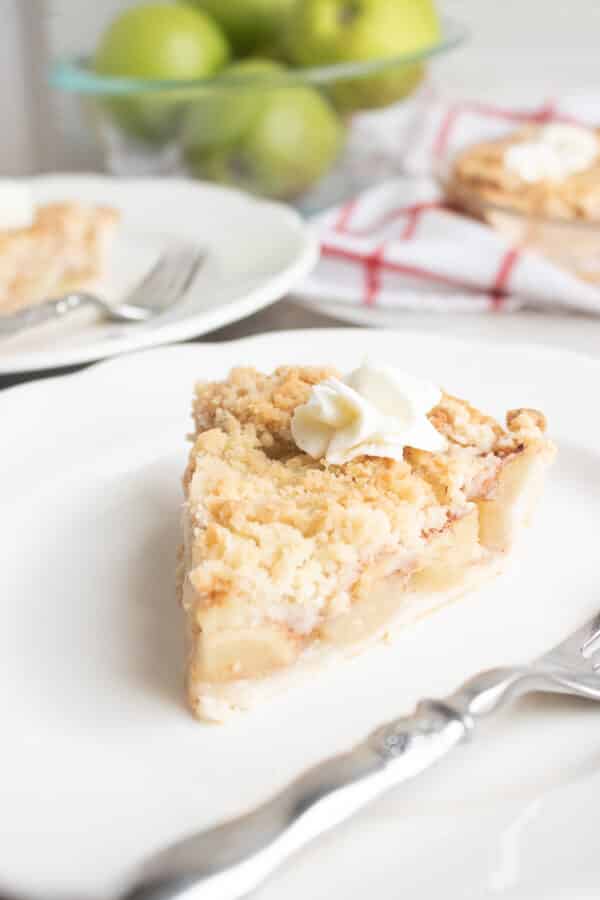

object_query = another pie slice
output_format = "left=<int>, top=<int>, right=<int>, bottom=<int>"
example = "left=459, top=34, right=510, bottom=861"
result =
left=448, top=124, right=600, bottom=221
left=178, top=365, right=555, bottom=722
left=0, top=203, right=120, bottom=315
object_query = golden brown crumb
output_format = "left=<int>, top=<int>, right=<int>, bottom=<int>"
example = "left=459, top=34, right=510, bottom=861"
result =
left=507, top=407, right=547, bottom=434
left=193, top=365, right=336, bottom=451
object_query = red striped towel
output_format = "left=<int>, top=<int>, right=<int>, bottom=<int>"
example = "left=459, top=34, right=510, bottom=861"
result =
left=299, top=92, right=600, bottom=314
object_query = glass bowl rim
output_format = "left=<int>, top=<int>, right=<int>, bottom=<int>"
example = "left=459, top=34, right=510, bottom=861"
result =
left=49, top=15, right=467, bottom=95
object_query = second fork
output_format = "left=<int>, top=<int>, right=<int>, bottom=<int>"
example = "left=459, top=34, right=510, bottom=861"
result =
left=0, top=242, right=205, bottom=338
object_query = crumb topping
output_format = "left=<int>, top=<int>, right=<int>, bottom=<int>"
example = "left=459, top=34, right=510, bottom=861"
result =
left=181, top=366, right=549, bottom=631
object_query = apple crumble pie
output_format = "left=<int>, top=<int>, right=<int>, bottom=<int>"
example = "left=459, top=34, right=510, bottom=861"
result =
left=0, top=202, right=119, bottom=315
left=178, top=365, right=555, bottom=721
left=448, top=123, right=600, bottom=221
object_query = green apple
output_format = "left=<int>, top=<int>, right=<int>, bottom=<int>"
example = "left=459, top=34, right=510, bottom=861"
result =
left=182, top=59, right=283, bottom=154
left=93, top=3, right=230, bottom=142
left=184, top=70, right=344, bottom=199
left=239, top=88, right=342, bottom=198
left=285, top=0, right=440, bottom=113
left=181, top=0, right=296, bottom=57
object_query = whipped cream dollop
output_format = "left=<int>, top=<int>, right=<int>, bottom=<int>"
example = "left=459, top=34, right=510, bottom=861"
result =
left=291, top=362, right=446, bottom=465
left=504, top=123, right=599, bottom=183
left=0, top=181, right=35, bottom=230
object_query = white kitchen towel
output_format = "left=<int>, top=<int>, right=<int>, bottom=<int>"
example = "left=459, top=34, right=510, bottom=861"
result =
left=299, top=92, right=600, bottom=314
left=401, top=90, right=600, bottom=175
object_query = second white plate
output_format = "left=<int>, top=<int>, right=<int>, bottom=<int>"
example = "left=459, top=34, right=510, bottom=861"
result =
left=0, top=175, right=317, bottom=374
left=295, top=296, right=600, bottom=360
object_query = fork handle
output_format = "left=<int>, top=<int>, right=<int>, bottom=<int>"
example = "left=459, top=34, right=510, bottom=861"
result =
left=125, top=673, right=532, bottom=900
left=0, top=293, right=96, bottom=337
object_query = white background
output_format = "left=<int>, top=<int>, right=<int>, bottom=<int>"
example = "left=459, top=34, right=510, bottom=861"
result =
left=2, top=0, right=600, bottom=173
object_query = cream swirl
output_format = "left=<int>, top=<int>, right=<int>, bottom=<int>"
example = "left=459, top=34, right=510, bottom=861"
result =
left=291, top=362, right=446, bottom=465
left=505, top=124, right=598, bottom=183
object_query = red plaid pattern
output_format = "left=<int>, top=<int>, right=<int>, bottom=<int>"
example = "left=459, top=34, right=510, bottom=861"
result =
left=297, top=93, right=600, bottom=315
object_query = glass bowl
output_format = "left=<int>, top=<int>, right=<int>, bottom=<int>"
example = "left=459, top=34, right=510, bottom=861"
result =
left=50, top=16, right=466, bottom=209
left=441, top=165, right=600, bottom=286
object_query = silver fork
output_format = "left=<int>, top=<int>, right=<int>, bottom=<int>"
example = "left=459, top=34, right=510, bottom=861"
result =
left=123, top=610, right=600, bottom=900
left=0, top=243, right=205, bottom=338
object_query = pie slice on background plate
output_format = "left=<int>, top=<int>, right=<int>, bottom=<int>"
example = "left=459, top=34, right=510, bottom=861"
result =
left=179, top=365, right=555, bottom=722
left=448, top=123, right=600, bottom=220
left=0, top=202, right=119, bottom=315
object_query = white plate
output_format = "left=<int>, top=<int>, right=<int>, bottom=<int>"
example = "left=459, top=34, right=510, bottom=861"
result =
left=1, top=329, right=599, bottom=900
left=295, top=296, right=600, bottom=360
left=0, top=176, right=317, bottom=375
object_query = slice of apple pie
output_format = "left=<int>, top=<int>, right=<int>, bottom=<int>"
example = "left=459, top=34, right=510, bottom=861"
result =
left=178, top=363, right=555, bottom=722
left=0, top=202, right=119, bottom=315
left=448, top=123, right=600, bottom=220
